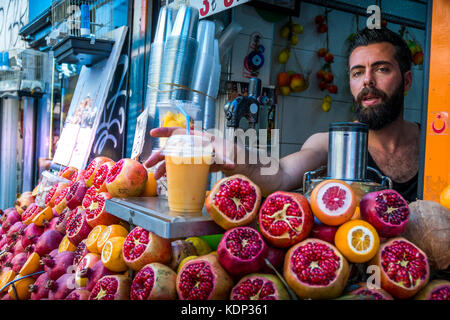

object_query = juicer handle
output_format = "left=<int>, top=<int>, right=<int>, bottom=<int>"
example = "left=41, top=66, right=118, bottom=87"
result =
left=367, top=166, right=393, bottom=189
left=302, top=166, right=327, bottom=192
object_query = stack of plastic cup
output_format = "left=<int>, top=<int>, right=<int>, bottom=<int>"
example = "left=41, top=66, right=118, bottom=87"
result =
left=189, top=20, right=215, bottom=123
left=203, top=39, right=221, bottom=130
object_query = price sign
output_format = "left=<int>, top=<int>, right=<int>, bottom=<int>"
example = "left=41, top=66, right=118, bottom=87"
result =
left=189, top=0, right=251, bottom=18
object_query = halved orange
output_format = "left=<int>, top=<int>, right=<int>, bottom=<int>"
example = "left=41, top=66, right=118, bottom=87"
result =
left=140, top=171, right=157, bottom=197
left=440, top=185, right=450, bottom=210
left=59, top=235, right=77, bottom=253
left=334, top=219, right=380, bottom=263
left=8, top=275, right=35, bottom=300
left=19, top=252, right=41, bottom=275
left=31, top=206, right=53, bottom=227
left=101, top=236, right=127, bottom=272
left=310, top=179, right=356, bottom=226
left=0, top=270, right=16, bottom=292
left=96, top=224, right=129, bottom=253
left=86, top=225, right=107, bottom=254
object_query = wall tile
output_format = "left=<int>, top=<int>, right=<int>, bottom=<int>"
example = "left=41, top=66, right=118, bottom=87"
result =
left=280, top=143, right=302, bottom=158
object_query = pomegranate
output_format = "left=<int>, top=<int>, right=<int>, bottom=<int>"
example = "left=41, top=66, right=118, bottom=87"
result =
left=1, top=209, right=21, bottom=231
left=350, top=282, right=394, bottom=300
left=370, top=237, right=429, bottom=299
left=12, top=239, right=27, bottom=255
left=258, top=245, right=285, bottom=274
left=0, top=252, right=14, bottom=269
left=46, top=273, right=76, bottom=300
left=230, top=273, right=290, bottom=300
left=105, top=158, right=148, bottom=197
left=29, top=272, right=50, bottom=300
left=169, top=240, right=198, bottom=271
left=10, top=252, right=29, bottom=273
left=44, top=183, right=69, bottom=208
left=21, top=223, right=44, bottom=248
left=42, top=251, right=75, bottom=280
left=93, top=162, right=115, bottom=192
left=53, top=187, right=70, bottom=215
left=65, top=207, right=92, bottom=246
left=6, top=221, right=26, bottom=243
left=310, top=223, right=338, bottom=244
left=360, top=189, right=410, bottom=237
left=82, top=186, right=97, bottom=209
left=176, top=254, right=233, bottom=300
left=83, top=157, right=113, bottom=186
left=55, top=207, right=71, bottom=235
left=74, top=253, right=101, bottom=288
left=58, top=166, right=78, bottom=180
left=130, top=262, right=177, bottom=300
left=122, top=227, right=172, bottom=271
left=283, top=238, right=350, bottom=299
left=85, top=260, right=116, bottom=292
left=43, top=216, right=59, bottom=232
left=205, top=175, right=262, bottom=230
left=70, top=169, right=86, bottom=184
left=14, top=192, right=35, bottom=215
left=217, top=227, right=268, bottom=276
left=89, top=275, right=131, bottom=300
left=414, top=280, right=450, bottom=300
left=21, top=203, right=42, bottom=225
left=84, top=192, right=120, bottom=227
left=259, top=191, right=314, bottom=248
left=73, top=240, right=89, bottom=265
left=65, top=288, right=91, bottom=300
left=35, top=230, right=63, bottom=256
left=65, top=180, right=89, bottom=210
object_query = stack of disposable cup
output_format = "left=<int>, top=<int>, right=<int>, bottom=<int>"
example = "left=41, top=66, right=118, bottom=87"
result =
left=189, top=20, right=215, bottom=123
left=157, top=5, right=199, bottom=103
left=203, top=39, right=221, bottom=130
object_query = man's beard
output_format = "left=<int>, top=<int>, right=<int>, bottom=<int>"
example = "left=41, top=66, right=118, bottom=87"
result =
left=353, top=82, right=404, bottom=130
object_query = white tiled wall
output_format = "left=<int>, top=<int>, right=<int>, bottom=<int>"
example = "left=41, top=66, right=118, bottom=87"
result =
left=228, top=2, right=426, bottom=152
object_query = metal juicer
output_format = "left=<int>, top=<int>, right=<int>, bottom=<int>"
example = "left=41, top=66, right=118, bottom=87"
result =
left=303, top=122, right=393, bottom=200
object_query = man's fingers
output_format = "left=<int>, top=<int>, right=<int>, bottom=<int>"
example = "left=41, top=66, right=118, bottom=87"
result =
left=154, top=161, right=166, bottom=180
left=144, top=150, right=164, bottom=168
left=150, top=127, right=188, bottom=138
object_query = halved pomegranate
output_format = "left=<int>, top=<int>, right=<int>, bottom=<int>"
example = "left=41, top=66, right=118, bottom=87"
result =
left=82, top=186, right=98, bottom=210
left=176, top=254, right=234, bottom=300
left=83, top=156, right=114, bottom=187
left=414, top=280, right=450, bottom=300
left=70, top=169, right=86, bottom=185
left=130, top=262, right=177, bottom=300
left=21, top=204, right=42, bottom=225
left=75, top=252, right=101, bottom=288
left=58, top=166, right=78, bottom=180
left=122, top=227, right=172, bottom=271
left=73, top=240, right=89, bottom=265
left=205, top=175, right=262, bottom=230
left=310, top=179, right=356, bottom=226
left=283, top=238, right=350, bottom=299
left=53, top=187, right=70, bottom=215
left=217, top=226, right=268, bottom=276
left=44, top=183, right=69, bottom=208
left=370, top=237, right=429, bottom=299
left=105, top=159, right=148, bottom=198
left=89, top=275, right=131, bottom=300
left=93, top=162, right=116, bottom=193
left=65, top=180, right=88, bottom=210
left=65, top=207, right=93, bottom=246
left=230, top=273, right=290, bottom=300
left=360, top=189, right=410, bottom=237
left=84, top=192, right=120, bottom=228
left=259, top=191, right=314, bottom=248
left=350, top=282, right=394, bottom=300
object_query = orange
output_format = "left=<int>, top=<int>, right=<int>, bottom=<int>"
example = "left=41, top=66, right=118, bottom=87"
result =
left=59, top=235, right=77, bottom=253
left=96, top=224, right=129, bottom=253
left=101, top=236, right=127, bottom=272
left=0, top=270, right=16, bottom=292
left=277, top=72, right=291, bottom=87
left=310, top=179, right=356, bottom=226
left=86, top=225, right=107, bottom=254
left=334, top=219, right=380, bottom=263
left=351, top=206, right=361, bottom=220
left=140, top=171, right=157, bottom=197
left=177, top=255, right=198, bottom=274
left=440, top=185, right=450, bottom=210
left=8, top=275, right=34, bottom=300
left=31, top=206, right=53, bottom=227
left=19, top=252, right=41, bottom=275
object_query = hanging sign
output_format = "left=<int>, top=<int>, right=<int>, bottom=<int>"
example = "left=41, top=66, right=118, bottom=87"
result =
left=189, top=0, right=251, bottom=18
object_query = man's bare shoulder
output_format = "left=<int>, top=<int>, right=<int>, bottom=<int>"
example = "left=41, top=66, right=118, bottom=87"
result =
left=302, top=132, right=329, bottom=151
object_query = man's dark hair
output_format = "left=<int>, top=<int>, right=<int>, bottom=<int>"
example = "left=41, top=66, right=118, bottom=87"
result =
left=348, top=28, right=412, bottom=75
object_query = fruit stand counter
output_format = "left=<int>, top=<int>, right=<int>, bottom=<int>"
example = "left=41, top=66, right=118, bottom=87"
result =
left=104, top=197, right=224, bottom=239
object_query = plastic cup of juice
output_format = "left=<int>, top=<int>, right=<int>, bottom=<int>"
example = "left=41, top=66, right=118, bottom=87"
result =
left=162, top=134, right=213, bottom=213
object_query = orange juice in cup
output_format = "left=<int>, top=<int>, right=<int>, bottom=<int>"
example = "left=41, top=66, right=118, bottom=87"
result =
left=162, top=135, right=213, bottom=213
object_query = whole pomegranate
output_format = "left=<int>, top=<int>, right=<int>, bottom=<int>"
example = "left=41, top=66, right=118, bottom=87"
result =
left=310, top=223, right=338, bottom=244
left=21, top=223, right=44, bottom=248
left=230, top=273, right=290, bottom=300
left=89, top=275, right=131, bottom=300
left=14, top=192, right=35, bottom=215
left=1, top=209, right=21, bottom=231
left=350, top=282, right=394, bottom=300
left=205, top=175, right=261, bottom=230
left=370, top=237, right=429, bottom=299
left=35, top=230, right=63, bottom=256
left=283, top=238, right=350, bottom=299
left=65, top=180, right=89, bottom=210
left=259, top=191, right=314, bottom=248
left=414, top=280, right=450, bottom=300
left=122, top=227, right=172, bottom=271
left=217, top=227, right=268, bottom=276
left=85, top=260, right=116, bottom=292
left=176, top=254, right=233, bottom=300
left=42, top=251, right=75, bottom=280
left=65, top=289, right=91, bottom=300
left=130, top=262, right=177, bottom=300
left=29, top=272, right=50, bottom=300
left=75, top=253, right=101, bottom=288
left=360, top=189, right=409, bottom=237
left=105, top=158, right=148, bottom=197
left=46, top=273, right=76, bottom=300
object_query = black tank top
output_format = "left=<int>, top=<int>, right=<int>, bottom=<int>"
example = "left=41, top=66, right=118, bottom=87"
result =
left=365, top=123, right=420, bottom=203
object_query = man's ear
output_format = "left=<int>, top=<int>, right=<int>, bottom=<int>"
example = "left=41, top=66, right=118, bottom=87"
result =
left=403, top=70, right=413, bottom=92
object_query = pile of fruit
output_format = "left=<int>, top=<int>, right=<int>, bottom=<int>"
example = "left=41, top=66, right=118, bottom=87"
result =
left=276, top=71, right=309, bottom=97
left=1, top=165, right=449, bottom=300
